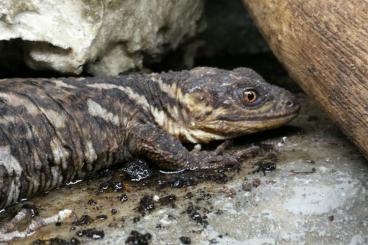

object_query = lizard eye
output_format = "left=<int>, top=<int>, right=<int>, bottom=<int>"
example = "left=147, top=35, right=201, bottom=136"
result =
left=243, top=89, right=258, bottom=104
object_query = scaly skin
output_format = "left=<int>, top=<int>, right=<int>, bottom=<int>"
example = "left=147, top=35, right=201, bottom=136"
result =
left=0, top=67, right=299, bottom=209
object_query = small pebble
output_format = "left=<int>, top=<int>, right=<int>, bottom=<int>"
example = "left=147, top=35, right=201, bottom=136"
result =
left=179, top=236, right=191, bottom=244
left=96, top=214, right=108, bottom=221
left=242, top=182, right=252, bottom=192
left=125, top=230, right=152, bottom=245
left=118, top=193, right=129, bottom=203
left=252, top=179, right=261, bottom=188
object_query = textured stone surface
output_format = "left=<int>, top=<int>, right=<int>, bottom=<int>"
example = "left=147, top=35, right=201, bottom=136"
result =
left=0, top=0, right=204, bottom=75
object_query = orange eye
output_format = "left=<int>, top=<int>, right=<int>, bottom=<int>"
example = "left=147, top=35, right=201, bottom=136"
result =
left=243, top=89, right=258, bottom=104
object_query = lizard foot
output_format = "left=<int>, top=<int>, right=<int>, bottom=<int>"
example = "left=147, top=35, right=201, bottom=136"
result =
left=190, top=144, right=261, bottom=170
left=194, top=151, right=239, bottom=170
left=0, top=202, right=38, bottom=234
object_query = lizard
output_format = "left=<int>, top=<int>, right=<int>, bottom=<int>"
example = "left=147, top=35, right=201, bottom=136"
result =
left=0, top=67, right=300, bottom=210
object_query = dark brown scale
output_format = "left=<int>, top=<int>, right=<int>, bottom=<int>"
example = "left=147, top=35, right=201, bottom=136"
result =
left=0, top=166, right=9, bottom=208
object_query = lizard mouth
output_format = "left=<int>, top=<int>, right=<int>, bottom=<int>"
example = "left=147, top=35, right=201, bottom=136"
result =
left=215, top=104, right=300, bottom=122
left=196, top=104, right=300, bottom=138
left=246, top=106, right=300, bottom=121
left=250, top=112, right=299, bottom=125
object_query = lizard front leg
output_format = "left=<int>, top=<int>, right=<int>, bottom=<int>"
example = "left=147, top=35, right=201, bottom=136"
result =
left=126, top=123, right=247, bottom=170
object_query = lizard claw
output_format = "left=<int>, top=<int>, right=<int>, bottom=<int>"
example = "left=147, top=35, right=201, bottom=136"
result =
left=214, top=140, right=234, bottom=155
left=233, top=145, right=261, bottom=160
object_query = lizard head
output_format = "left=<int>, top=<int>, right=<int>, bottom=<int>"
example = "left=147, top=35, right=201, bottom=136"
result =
left=178, top=67, right=300, bottom=143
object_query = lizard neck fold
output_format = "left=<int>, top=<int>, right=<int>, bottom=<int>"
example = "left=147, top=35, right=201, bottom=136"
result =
left=142, top=73, right=193, bottom=142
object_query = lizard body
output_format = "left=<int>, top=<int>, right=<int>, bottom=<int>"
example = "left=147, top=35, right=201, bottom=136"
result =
left=0, top=67, right=299, bottom=209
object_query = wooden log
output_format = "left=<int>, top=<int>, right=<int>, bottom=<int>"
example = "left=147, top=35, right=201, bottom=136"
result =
left=243, top=0, right=368, bottom=158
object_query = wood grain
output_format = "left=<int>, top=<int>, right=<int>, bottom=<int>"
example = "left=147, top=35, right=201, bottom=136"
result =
left=243, top=0, right=368, bottom=158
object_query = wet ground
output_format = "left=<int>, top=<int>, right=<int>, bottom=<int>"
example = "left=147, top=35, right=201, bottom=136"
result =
left=1, top=93, right=367, bottom=245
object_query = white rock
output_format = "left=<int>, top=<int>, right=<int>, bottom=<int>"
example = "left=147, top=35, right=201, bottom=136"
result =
left=0, top=0, right=204, bottom=75
left=283, top=182, right=359, bottom=215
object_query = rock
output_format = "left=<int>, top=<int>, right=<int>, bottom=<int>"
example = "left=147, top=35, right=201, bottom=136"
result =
left=0, top=0, right=204, bottom=75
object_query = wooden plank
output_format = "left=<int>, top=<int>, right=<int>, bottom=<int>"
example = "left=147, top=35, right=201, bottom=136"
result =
left=243, top=0, right=368, bottom=158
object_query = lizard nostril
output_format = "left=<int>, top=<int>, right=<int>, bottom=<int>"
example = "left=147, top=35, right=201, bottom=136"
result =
left=285, top=100, right=294, bottom=107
